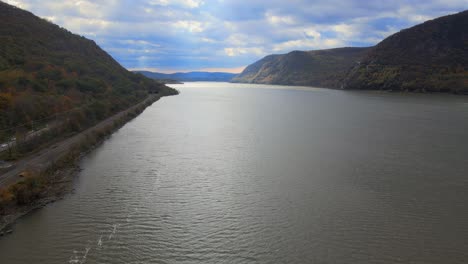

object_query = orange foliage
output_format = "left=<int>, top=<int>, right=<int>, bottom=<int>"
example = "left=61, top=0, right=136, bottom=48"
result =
left=0, top=188, right=13, bottom=203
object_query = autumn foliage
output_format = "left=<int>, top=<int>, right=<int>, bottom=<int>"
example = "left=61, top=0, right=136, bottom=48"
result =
left=0, top=2, right=177, bottom=145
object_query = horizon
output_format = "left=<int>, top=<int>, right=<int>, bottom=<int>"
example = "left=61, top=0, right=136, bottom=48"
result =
left=131, top=66, right=246, bottom=74
left=5, top=0, right=467, bottom=73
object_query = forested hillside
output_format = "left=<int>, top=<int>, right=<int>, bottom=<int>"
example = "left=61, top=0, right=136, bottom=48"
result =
left=344, top=10, right=468, bottom=93
left=0, top=1, right=177, bottom=146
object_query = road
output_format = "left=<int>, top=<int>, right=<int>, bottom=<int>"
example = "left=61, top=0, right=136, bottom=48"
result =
left=0, top=121, right=60, bottom=152
left=0, top=95, right=159, bottom=188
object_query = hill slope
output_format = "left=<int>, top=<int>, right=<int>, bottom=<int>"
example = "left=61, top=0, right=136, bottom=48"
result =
left=344, top=10, right=468, bottom=93
left=0, top=1, right=177, bottom=135
left=231, top=47, right=370, bottom=88
left=137, top=71, right=237, bottom=82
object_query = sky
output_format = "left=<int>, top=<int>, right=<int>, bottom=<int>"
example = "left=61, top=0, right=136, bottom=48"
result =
left=5, top=0, right=468, bottom=73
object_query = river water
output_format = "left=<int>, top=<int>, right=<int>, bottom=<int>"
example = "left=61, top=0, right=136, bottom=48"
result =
left=1, top=82, right=468, bottom=263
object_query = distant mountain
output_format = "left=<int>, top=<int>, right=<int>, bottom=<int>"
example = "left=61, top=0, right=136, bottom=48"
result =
left=231, top=47, right=370, bottom=88
left=344, top=10, right=468, bottom=93
left=137, top=71, right=237, bottom=82
left=0, top=2, right=177, bottom=133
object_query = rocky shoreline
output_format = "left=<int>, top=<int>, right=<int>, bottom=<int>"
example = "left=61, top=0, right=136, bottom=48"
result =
left=0, top=166, right=79, bottom=236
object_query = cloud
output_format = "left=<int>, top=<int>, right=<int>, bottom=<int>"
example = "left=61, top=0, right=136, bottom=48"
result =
left=272, top=38, right=344, bottom=52
left=173, top=20, right=205, bottom=33
left=5, top=0, right=467, bottom=72
left=224, top=47, right=265, bottom=57
left=266, top=11, right=297, bottom=25
left=149, top=0, right=204, bottom=8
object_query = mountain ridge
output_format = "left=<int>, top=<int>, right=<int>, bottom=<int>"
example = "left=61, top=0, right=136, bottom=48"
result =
left=137, top=71, right=237, bottom=82
left=234, top=10, right=468, bottom=93
left=344, top=10, right=468, bottom=93
left=231, top=47, right=370, bottom=88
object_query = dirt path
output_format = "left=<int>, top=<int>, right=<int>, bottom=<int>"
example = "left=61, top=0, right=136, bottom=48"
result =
left=0, top=95, right=160, bottom=188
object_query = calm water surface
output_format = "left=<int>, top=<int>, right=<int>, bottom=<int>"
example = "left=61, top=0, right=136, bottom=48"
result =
left=1, top=82, right=468, bottom=263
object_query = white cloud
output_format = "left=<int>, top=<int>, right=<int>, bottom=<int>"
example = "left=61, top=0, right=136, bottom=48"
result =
left=4, top=0, right=28, bottom=9
left=173, top=20, right=205, bottom=33
left=407, top=14, right=433, bottom=23
left=201, top=37, right=217, bottom=43
left=182, top=0, right=204, bottom=8
left=266, top=11, right=297, bottom=25
left=303, top=28, right=321, bottom=39
left=330, top=24, right=356, bottom=39
left=224, top=47, right=265, bottom=57
left=149, top=0, right=204, bottom=8
left=225, top=33, right=265, bottom=47
left=149, top=0, right=170, bottom=6
left=272, top=38, right=344, bottom=52
left=119, top=40, right=161, bottom=47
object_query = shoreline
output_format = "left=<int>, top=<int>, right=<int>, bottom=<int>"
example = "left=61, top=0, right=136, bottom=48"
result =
left=228, top=81, right=468, bottom=95
left=0, top=94, right=163, bottom=235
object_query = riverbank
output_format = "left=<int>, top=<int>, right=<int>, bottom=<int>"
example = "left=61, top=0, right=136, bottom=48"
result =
left=0, top=94, right=163, bottom=234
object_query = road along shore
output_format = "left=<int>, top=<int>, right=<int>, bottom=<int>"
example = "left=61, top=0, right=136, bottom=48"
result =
left=0, top=94, right=161, bottom=234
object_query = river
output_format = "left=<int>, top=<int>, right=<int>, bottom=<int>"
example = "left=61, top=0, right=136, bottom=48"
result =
left=1, top=82, right=468, bottom=263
